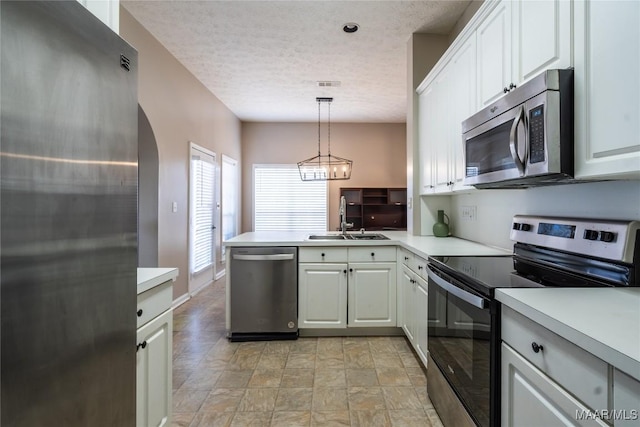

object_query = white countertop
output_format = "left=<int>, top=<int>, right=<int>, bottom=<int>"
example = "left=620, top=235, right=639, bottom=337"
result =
left=496, top=287, right=640, bottom=381
left=224, top=230, right=510, bottom=258
left=137, top=267, right=179, bottom=295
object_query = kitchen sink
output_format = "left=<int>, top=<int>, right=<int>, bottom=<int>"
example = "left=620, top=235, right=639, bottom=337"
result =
left=348, top=233, right=390, bottom=240
left=306, top=233, right=389, bottom=240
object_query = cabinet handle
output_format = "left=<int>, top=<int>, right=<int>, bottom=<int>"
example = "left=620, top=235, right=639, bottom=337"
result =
left=136, top=340, right=148, bottom=352
left=349, top=268, right=353, bottom=273
left=371, top=252, right=375, bottom=257
left=503, top=86, right=509, bottom=93
left=343, top=269, right=347, bottom=274
left=418, top=265, right=423, bottom=270
left=404, top=256, right=409, bottom=261
left=509, top=82, right=517, bottom=90
left=531, top=342, right=544, bottom=353
left=137, top=309, right=143, bottom=317
left=321, top=253, right=325, bottom=257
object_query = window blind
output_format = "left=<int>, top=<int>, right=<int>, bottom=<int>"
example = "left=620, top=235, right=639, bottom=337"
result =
left=190, top=153, right=215, bottom=274
left=254, top=165, right=327, bottom=232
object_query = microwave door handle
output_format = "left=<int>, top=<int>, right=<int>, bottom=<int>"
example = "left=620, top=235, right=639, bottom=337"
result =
left=427, top=266, right=485, bottom=309
left=509, top=106, right=526, bottom=176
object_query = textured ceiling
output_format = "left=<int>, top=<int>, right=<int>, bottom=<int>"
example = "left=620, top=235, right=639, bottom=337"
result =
left=122, top=1, right=472, bottom=122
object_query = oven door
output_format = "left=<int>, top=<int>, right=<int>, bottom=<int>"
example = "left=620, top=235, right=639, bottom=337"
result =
left=427, top=264, right=497, bottom=427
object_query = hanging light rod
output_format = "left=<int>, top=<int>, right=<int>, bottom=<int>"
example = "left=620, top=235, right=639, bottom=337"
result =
left=297, top=97, right=353, bottom=181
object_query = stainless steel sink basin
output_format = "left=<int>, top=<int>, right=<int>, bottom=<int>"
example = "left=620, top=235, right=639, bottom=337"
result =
left=348, top=233, right=390, bottom=240
left=307, top=234, right=347, bottom=240
left=306, top=233, right=389, bottom=241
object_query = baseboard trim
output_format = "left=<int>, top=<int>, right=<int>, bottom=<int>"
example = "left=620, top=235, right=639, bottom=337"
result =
left=172, top=293, right=190, bottom=309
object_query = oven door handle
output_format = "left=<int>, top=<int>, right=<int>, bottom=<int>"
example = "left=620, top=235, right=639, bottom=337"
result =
left=427, top=266, right=486, bottom=309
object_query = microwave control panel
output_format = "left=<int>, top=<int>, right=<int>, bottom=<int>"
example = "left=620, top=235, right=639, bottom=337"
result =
left=528, top=105, right=545, bottom=163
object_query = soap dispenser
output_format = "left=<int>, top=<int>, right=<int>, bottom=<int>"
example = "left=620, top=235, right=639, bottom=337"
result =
left=432, top=210, right=450, bottom=237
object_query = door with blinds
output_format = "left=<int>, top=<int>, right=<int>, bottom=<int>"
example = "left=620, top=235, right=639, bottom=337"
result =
left=189, top=144, right=216, bottom=294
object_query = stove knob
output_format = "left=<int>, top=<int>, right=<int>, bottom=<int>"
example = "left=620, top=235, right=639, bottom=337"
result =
left=599, top=231, right=616, bottom=243
left=521, top=224, right=532, bottom=232
left=583, top=230, right=599, bottom=241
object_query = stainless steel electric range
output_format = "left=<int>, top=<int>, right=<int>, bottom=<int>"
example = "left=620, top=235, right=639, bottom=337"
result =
left=426, top=215, right=640, bottom=427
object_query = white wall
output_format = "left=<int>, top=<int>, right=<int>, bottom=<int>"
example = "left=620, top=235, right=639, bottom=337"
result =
left=443, top=181, right=640, bottom=250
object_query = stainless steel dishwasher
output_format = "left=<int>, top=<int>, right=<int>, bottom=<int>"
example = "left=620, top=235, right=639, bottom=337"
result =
left=229, top=247, right=298, bottom=341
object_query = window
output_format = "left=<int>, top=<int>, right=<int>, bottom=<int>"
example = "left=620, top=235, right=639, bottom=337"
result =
left=254, top=164, right=327, bottom=232
left=221, top=155, right=239, bottom=261
left=190, top=146, right=215, bottom=276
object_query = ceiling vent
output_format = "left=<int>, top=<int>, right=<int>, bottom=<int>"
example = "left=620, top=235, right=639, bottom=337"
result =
left=317, top=81, right=341, bottom=88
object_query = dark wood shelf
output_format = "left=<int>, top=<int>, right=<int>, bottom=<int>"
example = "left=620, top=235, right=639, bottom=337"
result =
left=340, top=187, right=407, bottom=231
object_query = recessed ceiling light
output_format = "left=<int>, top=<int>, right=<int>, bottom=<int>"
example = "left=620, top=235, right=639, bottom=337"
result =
left=343, top=23, right=359, bottom=33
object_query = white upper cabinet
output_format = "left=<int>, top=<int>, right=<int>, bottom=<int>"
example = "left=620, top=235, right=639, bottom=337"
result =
left=476, top=0, right=573, bottom=107
left=477, top=1, right=513, bottom=108
left=573, top=0, right=640, bottom=179
left=418, top=84, right=437, bottom=195
left=512, top=0, right=572, bottom=85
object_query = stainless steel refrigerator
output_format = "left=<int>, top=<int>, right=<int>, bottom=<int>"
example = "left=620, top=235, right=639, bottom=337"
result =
left=1, top=2, right=138, bottom=425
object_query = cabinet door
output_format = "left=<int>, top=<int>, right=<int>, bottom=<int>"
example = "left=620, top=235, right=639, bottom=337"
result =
left=432, top=73, right=451, bottom=192
left=137, top=309, right=173, bottom=427
left=477, top=0, right=513, bottom=107
left=348, top=262, right=397, bottom=327
left=414, top=277, right=429, bottom=367
left=298, top=263, right=348, bottom=328
left=613, top=369, right=640, bottom=427
left=502, top=343, right=609, bottom=427
left=448, top=34, right=477, bottom=191
left=418, top=84, right=437, bottom=194
left=401, top=266, right=416, bottom=342
left=574, top=0, right=640, bottom=179
left=512, top=0, right=572, bottom=85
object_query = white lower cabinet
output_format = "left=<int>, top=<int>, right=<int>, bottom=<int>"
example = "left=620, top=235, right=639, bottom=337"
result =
left=348, top=262, right=396, bottom=327
left=298, top=263, right=348, bottom=328
left=501, top=343, right=608, bottom=427
left=136, top=280, right=173, bottom=427
left=298, top=246, right=396, bottom=329
left=137, top=309, right=172, bottom=427
left=613, top=369, right=640, bottom=427
left=400, top=263, right=428, bottom=367
left=501, top=305, right=639, bottom=427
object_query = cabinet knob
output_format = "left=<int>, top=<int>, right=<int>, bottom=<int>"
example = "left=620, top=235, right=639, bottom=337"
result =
left=503, top=87, right=509, bottom=93
left=136, top=340, right=148, bottom=352
left=137, top=309, right=143, bottom=317
left=509, top=82, right=517, bottom=90
left=343, top=269, right=347, bottom=274
left=418, top=265, right=423, bottom=270
left=404, top=256, right=409, bottom=261
left=321, top=253, right=325, bottom=257
left=349, top=268, right=353, bottom=273
left=531, top=342, right=544, bottom=353
left=371, top=252, right=375, bottom=257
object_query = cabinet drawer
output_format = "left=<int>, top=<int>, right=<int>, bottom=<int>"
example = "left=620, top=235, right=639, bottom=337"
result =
left=348, top=246, right=396, bottom=262
left=502, top=306, right=608, bottom=411
left=299, top=247, right=348, bottom=263
left=137, top=280, right=173, bottom=328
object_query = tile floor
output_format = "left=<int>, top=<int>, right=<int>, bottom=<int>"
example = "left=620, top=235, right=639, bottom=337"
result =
left=170, top=277, right=444, bottom=427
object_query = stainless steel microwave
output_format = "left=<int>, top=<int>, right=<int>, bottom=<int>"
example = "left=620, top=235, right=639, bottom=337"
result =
left=462, top=69, right=574, bottom=188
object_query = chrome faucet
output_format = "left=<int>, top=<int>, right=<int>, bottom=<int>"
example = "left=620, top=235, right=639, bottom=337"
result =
left=339, top=196, right=354, bottom=235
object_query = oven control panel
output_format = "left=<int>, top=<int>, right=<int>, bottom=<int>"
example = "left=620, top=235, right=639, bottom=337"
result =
left=511, top=215, right=639, bottom=263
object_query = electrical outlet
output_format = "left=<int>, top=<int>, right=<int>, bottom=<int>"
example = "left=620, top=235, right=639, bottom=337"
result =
left=461, top=205, right=477, bottom=221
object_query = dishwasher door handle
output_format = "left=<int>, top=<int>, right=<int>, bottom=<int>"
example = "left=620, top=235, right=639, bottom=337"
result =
left=233, top=253, right=295, bottom=261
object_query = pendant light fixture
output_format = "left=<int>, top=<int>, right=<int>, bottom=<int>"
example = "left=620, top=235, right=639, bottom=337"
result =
left=297, top=97, right=353, bottom=181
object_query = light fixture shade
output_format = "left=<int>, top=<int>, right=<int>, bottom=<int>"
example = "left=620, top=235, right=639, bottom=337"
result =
left=298, top=97, right=353, bottom=181
left=297, top=154, right=353, bottom=181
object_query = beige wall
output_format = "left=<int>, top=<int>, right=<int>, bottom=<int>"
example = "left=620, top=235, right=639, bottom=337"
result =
left=241, top=122, right=406, bottom=232
left=120, top=9, right=242, bottom=300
